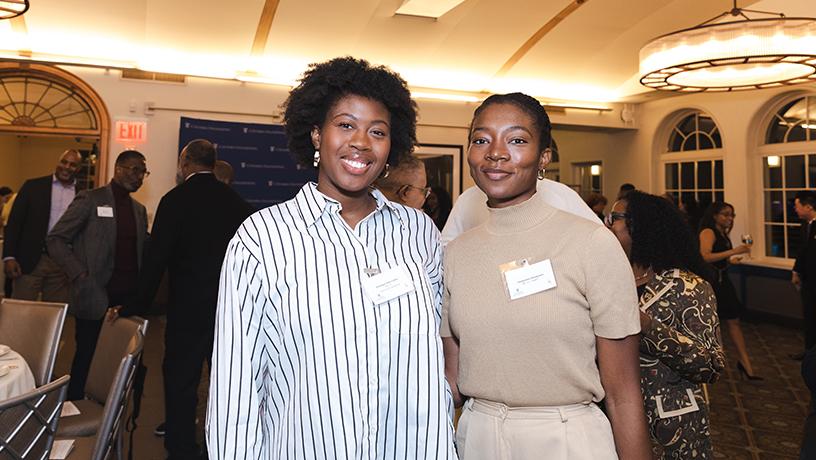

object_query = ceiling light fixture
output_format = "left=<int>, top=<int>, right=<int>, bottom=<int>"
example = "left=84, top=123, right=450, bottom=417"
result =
left=394, top=0, right=466, bottom=19
left=0, top=0, right=28, bottom=20
left=639, top=1, right=816, bottom=92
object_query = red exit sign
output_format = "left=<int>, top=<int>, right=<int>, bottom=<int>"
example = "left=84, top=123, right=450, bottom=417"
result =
left=115, top=120, right=147, bottom=143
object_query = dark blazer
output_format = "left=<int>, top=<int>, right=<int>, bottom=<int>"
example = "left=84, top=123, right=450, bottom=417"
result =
left=794, top=221, right=816, bottom=287
left=125, top=173, right=253, bottom=330
left=46, top=184, right=148, bottom=320
left=3, top=175, right=55, bottom=273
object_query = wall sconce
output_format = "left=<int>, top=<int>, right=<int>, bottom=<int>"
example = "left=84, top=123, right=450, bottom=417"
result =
left=590, top=164, right=601, bottom=176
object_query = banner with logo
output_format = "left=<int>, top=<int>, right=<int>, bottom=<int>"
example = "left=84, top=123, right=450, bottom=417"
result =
left=178, top=116, right=317, bottom=208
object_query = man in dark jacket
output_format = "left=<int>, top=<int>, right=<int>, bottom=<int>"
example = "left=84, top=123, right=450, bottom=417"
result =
left=113, top=139, right=253, bottom=460
left=794, top=191, right=816, bottom=360
left=3, top=150, right=82, bottom=301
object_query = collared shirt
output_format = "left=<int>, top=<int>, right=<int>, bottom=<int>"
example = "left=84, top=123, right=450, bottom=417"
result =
left=206, top=182, right=457, bottom=460
left=48, top=175, right=76, bottom=232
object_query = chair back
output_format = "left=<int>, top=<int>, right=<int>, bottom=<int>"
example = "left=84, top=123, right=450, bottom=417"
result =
left=0, top=299, right=68, bottom=386
left=84, top=316, right=147, bottom=404
left=0, top=374, right=70, bottom=459
left=89, top=335, right=143, bottom=460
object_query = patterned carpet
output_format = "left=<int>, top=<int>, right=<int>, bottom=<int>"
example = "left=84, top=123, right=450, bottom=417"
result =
left=709, top=322, right=810, bottom=459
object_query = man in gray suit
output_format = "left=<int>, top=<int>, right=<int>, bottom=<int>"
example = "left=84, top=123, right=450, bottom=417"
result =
left=47, top=150, right=149, bottom=399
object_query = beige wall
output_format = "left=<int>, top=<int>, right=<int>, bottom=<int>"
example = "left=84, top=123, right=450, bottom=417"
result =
left=0, top=135, right=21, bottom=190
left=0, top=135, right=92, bottom=191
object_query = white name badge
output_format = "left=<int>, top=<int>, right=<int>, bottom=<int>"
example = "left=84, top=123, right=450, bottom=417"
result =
left=97, top=206, right=114, bottom=218
left=502, top=259, right=557, bottom=301
left=361, top=266, right=415, bottom=305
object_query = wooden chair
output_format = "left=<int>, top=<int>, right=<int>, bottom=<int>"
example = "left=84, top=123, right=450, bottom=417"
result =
left=0, top=375, right=70, bottom=459
left=0, top=299, right=68, bottom=386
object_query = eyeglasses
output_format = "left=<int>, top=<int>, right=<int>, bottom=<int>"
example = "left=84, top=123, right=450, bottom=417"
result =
left=604, top=211, right=628, bottom=227
left=119, top=165, right=150, bottom=177
left=402, top=184, right=432, bottom=198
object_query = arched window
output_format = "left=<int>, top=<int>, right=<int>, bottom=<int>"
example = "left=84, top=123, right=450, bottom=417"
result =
left=661, top=110, right=724, bottom=211
left=760, top=95, right=816, bottom=260
left=0, top=74, right=97, bottom=130
left=667, top=111, right=722, bottom=152
left=766, top=96, right=816, bottom=144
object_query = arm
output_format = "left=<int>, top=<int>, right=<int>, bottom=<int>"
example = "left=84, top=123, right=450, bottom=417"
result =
left=45, top=192, right=93, bottom=280
left=3, top=182, right=32, bottom=278
left=442, top=337, right=464, bottom=408
left=597, top=335, right=652, bottom=460
left=639, top=279, right=725, bottom=383
left=206, top=232, right=269, bottom=459
left=699, top=228, right=749, bottom=263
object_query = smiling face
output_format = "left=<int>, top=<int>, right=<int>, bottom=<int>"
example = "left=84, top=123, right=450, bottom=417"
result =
left=311, top=94, right=391, bottom=202
left=55, top=150, right=82, bottom=185
left=714, top=205, right=735, bottom=231
left=467, top=102, right=550, bottom=208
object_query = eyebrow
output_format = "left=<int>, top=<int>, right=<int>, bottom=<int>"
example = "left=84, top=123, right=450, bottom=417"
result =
left=332, top=112, right=390, bottom=126
left=471, top=125, right=533, bottom=135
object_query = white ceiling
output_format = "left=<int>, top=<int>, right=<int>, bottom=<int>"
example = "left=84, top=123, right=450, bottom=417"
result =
left=0, top=0, right=812, bottom=103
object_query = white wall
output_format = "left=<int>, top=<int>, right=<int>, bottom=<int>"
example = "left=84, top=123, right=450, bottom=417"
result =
left=631, top=82, right=816, bottom=268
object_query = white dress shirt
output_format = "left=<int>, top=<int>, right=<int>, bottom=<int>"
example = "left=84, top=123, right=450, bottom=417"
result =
left=206, top=182, right=457, bottom=460
left=441, top=179, right=601, bottom=245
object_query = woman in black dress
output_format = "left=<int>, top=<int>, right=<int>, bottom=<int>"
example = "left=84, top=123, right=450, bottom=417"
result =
left=699, top=202, right=759, bottom=379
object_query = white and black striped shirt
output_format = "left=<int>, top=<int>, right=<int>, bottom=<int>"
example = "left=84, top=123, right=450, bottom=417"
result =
left=206, top=183, right=457, bottom=459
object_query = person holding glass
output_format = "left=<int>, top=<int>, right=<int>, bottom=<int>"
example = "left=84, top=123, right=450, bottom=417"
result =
left=442, top=93, right=650, bottom=460
left=699, top=202, right=759, bottom=379
left=607, top=191, right=724, bottom=458
left=206, top=57, right=456, bottom=459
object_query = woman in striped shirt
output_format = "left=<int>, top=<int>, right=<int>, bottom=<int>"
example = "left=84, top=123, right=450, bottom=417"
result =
left=206, top=57, right=457, bottom=459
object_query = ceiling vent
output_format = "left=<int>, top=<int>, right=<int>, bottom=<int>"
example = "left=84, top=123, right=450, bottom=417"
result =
left=121, top=69, right=186, bottom=84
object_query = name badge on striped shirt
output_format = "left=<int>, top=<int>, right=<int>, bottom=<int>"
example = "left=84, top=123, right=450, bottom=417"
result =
left=361, top=266, right=415, bottom=305
left=501, top=258, right=557, bottom=301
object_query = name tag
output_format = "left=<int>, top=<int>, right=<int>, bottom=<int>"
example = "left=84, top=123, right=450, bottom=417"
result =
left=97, top=206, right=114, bottom=218
left=502, top=258, right=557, bottom=301
left=361, top=266, right=415, bottom=305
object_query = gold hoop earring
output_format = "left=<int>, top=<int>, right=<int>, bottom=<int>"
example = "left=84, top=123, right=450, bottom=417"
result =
left=537, top=168, right=546, bottom=180
left=313, top=150, right=320, bottom=168
left=381, top=164, right=390, bottom=179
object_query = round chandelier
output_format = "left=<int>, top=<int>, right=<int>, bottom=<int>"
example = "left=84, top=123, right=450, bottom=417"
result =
left=639, top=2, right=816, bottom=92
left=0, top=0, right=29, bottom=20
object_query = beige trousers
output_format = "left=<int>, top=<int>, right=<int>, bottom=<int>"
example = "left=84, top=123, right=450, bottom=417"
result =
left=456, top=398, right=618, bottom=460
left=12, top=254, right=70, bottom=302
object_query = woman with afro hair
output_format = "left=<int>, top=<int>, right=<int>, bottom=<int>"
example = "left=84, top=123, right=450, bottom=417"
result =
left=607, top=191, right=724, bottom=459
left=207, top=57, right=457, bottom=459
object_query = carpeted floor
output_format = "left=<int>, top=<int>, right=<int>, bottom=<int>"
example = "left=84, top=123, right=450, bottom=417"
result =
left=53, top=317, right=810, bottom=459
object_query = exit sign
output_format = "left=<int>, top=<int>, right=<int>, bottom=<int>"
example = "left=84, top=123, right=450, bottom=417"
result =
left=115, top=119, right=147, bottom=143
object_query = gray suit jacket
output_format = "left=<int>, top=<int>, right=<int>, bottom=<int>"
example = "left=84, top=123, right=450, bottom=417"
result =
left=46, top=183, right=148, bottom=320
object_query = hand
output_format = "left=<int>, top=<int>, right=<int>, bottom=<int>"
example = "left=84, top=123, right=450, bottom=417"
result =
left=3, top=259, right=21, bottom=279
left=793, top=272, right=802, bottom=290
left=106, top=306, right=122, bottom=323
left=734, top=244, right=751, bottom=255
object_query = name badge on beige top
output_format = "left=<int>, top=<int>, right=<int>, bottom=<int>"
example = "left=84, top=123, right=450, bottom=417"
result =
left=361, top=266, right=415, bottom=305
left=500, top=258, right=557, bottom=301
left=97, top=206, right=114, bottom=218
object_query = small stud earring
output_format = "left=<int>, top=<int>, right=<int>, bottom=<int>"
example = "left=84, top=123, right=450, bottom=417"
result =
left=313, top=150, right=320, bottom=168
left=381, top=164, right=390, bottom=179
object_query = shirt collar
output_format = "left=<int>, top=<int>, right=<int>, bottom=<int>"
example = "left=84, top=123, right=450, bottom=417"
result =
left=185, top=170, right=214, bottom=181
left=296, top=182, right=405, bottom=229
left=52, top=174, right=76, bottom=188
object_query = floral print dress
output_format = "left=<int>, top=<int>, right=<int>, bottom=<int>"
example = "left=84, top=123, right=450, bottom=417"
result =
left=638, top=269, right=725, bottom=459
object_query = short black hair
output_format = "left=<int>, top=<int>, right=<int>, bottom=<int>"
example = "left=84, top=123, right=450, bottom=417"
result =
left=624, top=191, right=712, bottom=282
left=469, top=93, right=552, bottom=151
left=796, top=191, right=816, bottom=209
left=115, top=150, right=145, bottom=165
left=700, top=202, right=734, bottom=234
left=283, top=56, right=417, bottom=169
left=0, top=186, right=12, bottom=197
left=182, top=139, right=217, bottom=168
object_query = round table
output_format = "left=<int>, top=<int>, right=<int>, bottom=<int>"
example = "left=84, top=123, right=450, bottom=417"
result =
left=0, top=348, right=36, bottom=401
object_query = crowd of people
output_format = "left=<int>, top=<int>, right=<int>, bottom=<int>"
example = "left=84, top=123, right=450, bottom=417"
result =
left=2, top=55, right=814, bottom=459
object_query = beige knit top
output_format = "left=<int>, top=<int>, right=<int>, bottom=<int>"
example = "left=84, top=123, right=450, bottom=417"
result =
left=441, top=192, right=640, bottom=407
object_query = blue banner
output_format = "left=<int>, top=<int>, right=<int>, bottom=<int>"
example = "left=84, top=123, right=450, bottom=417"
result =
left=178, top=116, right=317, bottom=208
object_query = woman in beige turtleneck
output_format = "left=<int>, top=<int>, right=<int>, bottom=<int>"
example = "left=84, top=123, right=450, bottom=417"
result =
left=441, top=93, right=651, bottom=460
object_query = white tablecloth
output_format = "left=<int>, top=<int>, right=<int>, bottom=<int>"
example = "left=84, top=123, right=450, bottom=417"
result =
left=0, top=348, right=36, bottom=401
